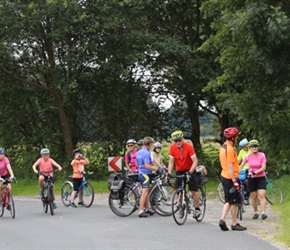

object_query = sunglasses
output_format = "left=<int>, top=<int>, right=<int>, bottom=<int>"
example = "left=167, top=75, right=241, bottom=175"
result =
left=174, top=139, right=182, bottom=143
left=127, top=144, right=134, bottom=147
left=250, top=145, right=258, bottom=148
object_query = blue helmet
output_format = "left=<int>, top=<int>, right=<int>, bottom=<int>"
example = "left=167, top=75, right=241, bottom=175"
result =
left=239, top=138, right=248, bottom=148
left=40, top=148, right=50, bottom=155
left=0, top=148, right=5, bottom=154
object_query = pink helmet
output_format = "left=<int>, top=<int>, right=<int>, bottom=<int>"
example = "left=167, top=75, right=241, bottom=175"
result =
left=224, top=127, right=240, bottom=138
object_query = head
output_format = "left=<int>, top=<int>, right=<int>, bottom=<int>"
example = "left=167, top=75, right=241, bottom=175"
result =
left=0, top=148, right=6, bottom=160
left=153, top=141, right=162, bottom=153
left=72, top=148, right=82, bottom=159
left=143, top=137, right=154, bottom=148
left=137, top=139, right=144, bottom=148
left=171, top=130, right=184, bottom=148
left=249, top=139, right=259, bottom=153
left=40, top=148, right=50, bottom=159
left=126, top=139, right=137, bottom=151
left=239, top=138, right=249, bottom=150
left=223, top=127, right=240, bottom=143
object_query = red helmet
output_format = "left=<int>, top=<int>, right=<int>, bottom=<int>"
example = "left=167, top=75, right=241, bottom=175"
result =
left=224, top=127, right=240, bottom=138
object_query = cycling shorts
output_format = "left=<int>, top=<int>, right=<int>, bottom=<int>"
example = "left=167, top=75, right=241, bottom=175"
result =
left=248, top=176, right=267, bottom=192
left=73, top=178, right=83, bottom=191
left=176, top=171, right=198, bottom=192
left=138, top=174, right=153, bottom=188
left=221, top=176, right=240, bottom=204
left=39, top=174, right=54, bottom=184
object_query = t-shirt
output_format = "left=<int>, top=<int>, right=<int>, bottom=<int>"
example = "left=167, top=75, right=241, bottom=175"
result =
left=0, top=156, right=10, bottom=176
left=125, top=150, right=138, bottom=172
left=72, top=159, right=88, bottom=178
left=38, top=158, right=54, bottom=177
left=169, top=142, right=196, bottom=171
left=238, top=149, right=251, bottom=170
left=242, top=152, right=266, bottom=178
left=219, top=141, right=239, bottom=180
left=136, top=147, right=153, bottom=175
left=152, top=152, right=163, bottom=167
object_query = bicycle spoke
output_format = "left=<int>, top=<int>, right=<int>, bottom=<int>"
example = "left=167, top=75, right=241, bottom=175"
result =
left=172, top=189, right=188, bottom=225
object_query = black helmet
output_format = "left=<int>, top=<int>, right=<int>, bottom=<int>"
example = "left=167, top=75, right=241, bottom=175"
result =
left=137, top=139, right=144, bottom=146
left=72, top=149, right=81, bottom=156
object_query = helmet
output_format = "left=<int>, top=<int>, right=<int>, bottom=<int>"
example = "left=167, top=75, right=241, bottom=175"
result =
left=126, top=139, right=136, bottom=145
left=72, top=148, right=82, bottom=156
left=223, top=127, right=240, bottom=138
left=239, top=138, right=249, bottom=148
left=137, top=139, right=144, bottom=146
left=249, top=139, right=259, bottom=147
left=40, top=148, right=50, bottom=155
left=171, top=130, right=184, bottom=140
left=0, top=148, right=5, bottom=154
left=153, top=142, right=162, bottom=148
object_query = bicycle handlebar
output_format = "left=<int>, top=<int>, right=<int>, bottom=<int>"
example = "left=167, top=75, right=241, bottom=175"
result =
left=0, top=177, right=17, bottom=185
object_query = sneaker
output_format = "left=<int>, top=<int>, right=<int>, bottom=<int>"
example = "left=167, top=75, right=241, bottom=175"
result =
left=231, top=223, right=247, bottom=231
left=145, top=207, right=155, bottom=216
left=78, top=201, right=83, bottom=206
left=39, top=190, right=43, bottom=196
left=70, top=202, right=77, bottom=208
left=218, top=219, right=229, bottom=231
left=138, top=211, right=148, bottom=218
left=53, top=203, right=57, bottom=209
left=193, top=209, right=201, bottom=218
left=252, top=213, right=259, bottom=220
left=261, top=213, right=268, bottom=220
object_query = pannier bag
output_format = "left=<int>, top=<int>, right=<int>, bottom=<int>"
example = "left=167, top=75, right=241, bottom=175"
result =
left=110, top=179, right=125, bottom=200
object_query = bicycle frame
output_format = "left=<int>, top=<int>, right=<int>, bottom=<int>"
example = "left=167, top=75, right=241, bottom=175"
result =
left=0, top=178, right=16, bottom=218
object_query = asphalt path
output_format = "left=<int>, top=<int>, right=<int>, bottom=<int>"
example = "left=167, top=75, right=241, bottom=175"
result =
left=1, top=194, right=287, bottom=250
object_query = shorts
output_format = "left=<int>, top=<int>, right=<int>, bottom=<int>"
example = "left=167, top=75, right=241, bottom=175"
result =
left=221, top=176, right=240, bottom=204
left=138, top=174, right=153, bottom=188
left=39, top=174, right=54, bottom=183
left=1, top=174, right=9, bottom=179
left=73, top=178, right=83, bottom=191
left=176, top=171, right=198, bottom=192
left=248, top=176, right=267, bottom=192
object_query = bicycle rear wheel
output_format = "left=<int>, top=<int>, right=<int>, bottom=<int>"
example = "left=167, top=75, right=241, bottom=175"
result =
left=150, top=182, right=176, bottom=216
left=82, top=182, right=94, bottom=208
left=217, top=183, right=225, bottom=203
left=172, top=189, right=188, bottom=226
left=61, top=181, right=73, bottom=207
left=195, top=186, right=206, bottom=222
left=7, top=192, right=15, bottom=218
left=108, top=185, right=138, bottom=217
left=266, top=180, right=283, bottom=205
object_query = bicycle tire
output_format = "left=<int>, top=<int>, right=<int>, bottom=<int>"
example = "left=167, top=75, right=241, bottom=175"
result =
left=266, top=180, right=284, bottom=205
left=195, top=186, right=206, bottom=222
left=42, top=187, right=48, bottom=213
left=7, top=192, right=15, bottom=219
left=61, top=181, right=73, bottom=207
left=0, top=199, right=4, bottom=217
left=217, top=182, right=225, bottom=203
left=172, top=189, right=188, bottom=226
left=150, top=182, right=176, bottom=216
left=82, top=182, right=94, bottom=208
left=47, top=186, right=54, bottom=215
left=108, top=185, right=138, bottom=217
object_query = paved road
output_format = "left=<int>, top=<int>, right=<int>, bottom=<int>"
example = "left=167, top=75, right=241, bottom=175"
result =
left=1, top=194, right=287, bottom=250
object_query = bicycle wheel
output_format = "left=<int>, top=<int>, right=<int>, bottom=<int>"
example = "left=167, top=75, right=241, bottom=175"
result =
left=82, top=182, right=94, bottom=208
left=42, top=188, right=48, bottom=213
left=195, top=186, right=206, bottom=222
left=0, top=200, right=4, bottom=217
left=150, top=182, right=176, bottom=216
left=217, top=183, right=225, bottom=203
left=61, top=181, right=73, bottom=207
left=7, top=192, right=15, bottom=219
left=47, top=186, right=54, bottom=215
left=172, top=189, right=188, bottom=226
left=108, top=185, right=138, bottom=217
left=266, top=180, right=284, bottom=205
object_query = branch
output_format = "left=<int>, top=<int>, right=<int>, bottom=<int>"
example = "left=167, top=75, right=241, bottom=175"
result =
left=198, top=102, right=218, bottom=116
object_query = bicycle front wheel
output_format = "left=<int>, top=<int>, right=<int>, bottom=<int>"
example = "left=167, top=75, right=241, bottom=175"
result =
left=108, top=185, right=138, bottom=217
left=82, top=182, right=94, bottom=208
left=266, top=180, right=284, bottom=205
left=47, top=186, right=54, bottom=215
left=7, top=192, right=15, bottom=218
left=217, top=183, right=225, bottom=203
left=172, top=189, right=188, bottom=226
left=61, top=181, right=73, bottom=207
left=195, top=186, right=206, bottom=222
left=0, top=198, right=4, bottom=217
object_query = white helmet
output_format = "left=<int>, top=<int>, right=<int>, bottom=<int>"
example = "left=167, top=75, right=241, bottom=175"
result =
left=153, top=142, right=162, bottom=148
left=126, top=139, right=136, bottom=145
left=239, top=138, right=249, bottom=148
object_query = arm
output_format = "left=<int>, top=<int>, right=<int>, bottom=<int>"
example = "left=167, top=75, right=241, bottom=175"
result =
left=239, top=162, right=245, bottom=170
left=82, top=156, right=90, bottom=165
left=228, top=162, right=236, bottom=182
left=125, top=160, right=132, bottom=172
left=6, top=163, right=15, bottom=179
left=144, top=161, right=158, bottom=172
left=52, top=160, right=63, bottom=171
left=32, top=159, right=40, bottom=174
left=153, top=157, right=164, bottom=169
left=168, top=157, right=175, bottom=175
left=189, top=155, right=198, bottom=174
left=254, top=162, right=266, bottom=175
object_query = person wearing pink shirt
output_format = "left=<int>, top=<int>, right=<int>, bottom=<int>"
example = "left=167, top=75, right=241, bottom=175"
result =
left=240, top=139, right=268, bottom=220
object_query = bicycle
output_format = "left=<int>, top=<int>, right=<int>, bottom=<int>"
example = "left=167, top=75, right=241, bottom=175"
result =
left=171, top=172, right=207, bottom=226
left=0, top=177, right=17, bottom=219
left=40, top=170, right=58, bottom=215
left=108, top=170, right=176, bottom=217
left=61, top=171, right=94, bottom=208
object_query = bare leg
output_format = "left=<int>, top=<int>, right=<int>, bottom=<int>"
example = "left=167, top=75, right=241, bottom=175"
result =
left=220, top=202, right=231, bottom=221
left=251, top=191, right=258, bottom=212
left=139, top=187, right=149, bottom=211
left=191, top=191, right=200, bottom=208
left=258, top=189, right=266, bottom=213
left=230, top=204, right=238, bottom=226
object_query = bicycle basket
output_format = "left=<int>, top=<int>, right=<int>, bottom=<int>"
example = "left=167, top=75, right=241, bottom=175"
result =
left=110, top=179, right=125, bottom=200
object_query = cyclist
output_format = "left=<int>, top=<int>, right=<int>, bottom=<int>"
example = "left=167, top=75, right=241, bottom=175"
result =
left=218, top=127, right=247, bottom=231
left=151, top=141, right=166, bottom=171
left=137, top=139, right=144, bottom=150
left=239, top=139, right=267, bottom=220
left=167, top=130, right=201, bottom=218
left=0, top=148, right=15, bottom=203
left=32, top=148, right=62, bottom=208
left=69, top=149, right=90, bottom=208
left=124, top=139, right=138, bottom=173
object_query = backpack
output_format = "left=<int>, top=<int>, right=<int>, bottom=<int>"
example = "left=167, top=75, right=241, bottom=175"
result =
left=127, top=151, right=131, bottom=163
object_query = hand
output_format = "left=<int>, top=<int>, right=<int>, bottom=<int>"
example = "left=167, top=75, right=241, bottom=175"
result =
left=158, top=168, right=165, bottom=174
left=34, top=170, right=39, bottom=175
left=233, top=181, right=240, bottom=190
left=167, top=173, right=172, bottom=180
